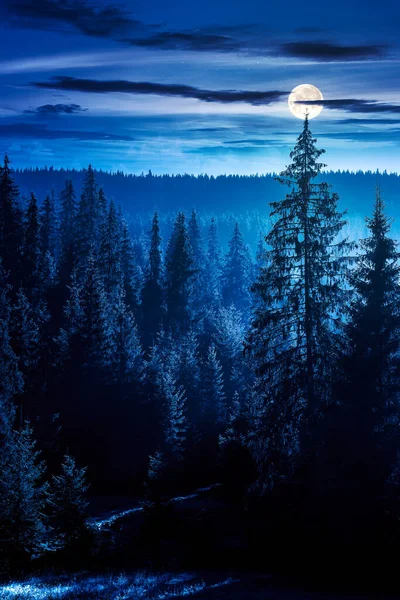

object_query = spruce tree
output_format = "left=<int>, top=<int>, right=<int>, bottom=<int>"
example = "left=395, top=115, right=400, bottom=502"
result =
left=40, top=191, right=57, bottom=258
left=327, top=189, right=400, bottom=518
left=0, top=155, right=23, bottom=285
left=163, top=370, right=187, bottom=462
left=0, top=261, right=23, bottom=428
left=165, top=212, right=195, bottom=331
left=202, top=343, right=227, bottom=430
left=76, top=165, right=100, bottom=266
left=205, top=217, right=223, bottom=310
left=0, top=421, right=49, bottom=565
left=247, top=116, right=352, bottom=488
left=141, top=212, right=163, bottom=347
left=222, top=222, right=252, bottom=312
left=110, top=286, right=143, bottom=385
left=57, top=180, right=78, bottom=307
left=50, top=455, right=89, bottom=549
left=120, top=218, right=141, bottom=313
left=99, top=199, right=121, bottom=295
left=78, top=255, right=112, bottom=372
left=23, top=192, right=42, bottom=295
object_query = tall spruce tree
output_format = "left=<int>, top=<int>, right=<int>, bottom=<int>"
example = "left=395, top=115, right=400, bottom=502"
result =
left=222, top=222, right=252, bottom=312
left=76, top=165, right=100, bottom=267
left=247, top=116, right=351, bottom=489
left=78, top=255, right=112, bottom=373
left=50, top=455, right=89, bottom=549
left=23, top=193, right=42, bottom=295
left=205, top=217, right=223, bottom=310
left=120, top=218, right=141, bottom=313
left=0, top=421, right=49, bottom=565
left=40, top=191, right=57, bottom=258
left=0, top=155, right=23, bottom=286
left=325, top=189, right=400, bottom=519
left=99, top=199, right=121, bottom=295
left=141, top=212, right=163, bottom=347
left=165, top=212, right=195, bottom=331
left=110, top=286, right=143, bottom=385
left=58, top=180, right=78, bottom=301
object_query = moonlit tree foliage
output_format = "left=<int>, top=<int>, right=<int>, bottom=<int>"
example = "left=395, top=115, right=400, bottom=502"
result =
left=0, top=155, right=23, bottom=287
left=165, top=212, right=195, bottom=332
left=247, top=116, right=353, bottom=490
left=141, top=211, right=164, bottom=348
left=0, top=421, right=49, bottom=564
left=222, top=222, right=252, bottom=312
left=205, top=217, right=223, bottom=310
left=163, top=370, right=188, bottom=461
left=50, top=454, right=89, bottom=549
left=323, top=188, right=400, bottom=518
left=2, top=145, right=400, bottom=575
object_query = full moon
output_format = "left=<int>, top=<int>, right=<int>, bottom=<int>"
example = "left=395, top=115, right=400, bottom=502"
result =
left=288, top=84, right=323, bottom=120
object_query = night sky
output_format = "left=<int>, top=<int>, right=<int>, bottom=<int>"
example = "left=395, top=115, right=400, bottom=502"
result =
left=0, top=0, right=399, bottom=174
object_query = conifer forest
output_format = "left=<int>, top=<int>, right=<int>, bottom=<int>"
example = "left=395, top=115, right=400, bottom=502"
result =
left=1, top=0, right=400, bottom=594
left=1, top=116, right=400, bottom=597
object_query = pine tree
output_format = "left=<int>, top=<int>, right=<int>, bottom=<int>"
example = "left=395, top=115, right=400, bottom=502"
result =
left=76, top=165, right=100, bottom=266
left=0, top=155, right=23, bottom=285
left=326, top=189, right=400, bottom=517
left=188, top=210, right=204, bottom=266
left=141, top=212, right=163, bottom=346
left=205, top=217, right=223, bottom=310
left=50, top=455, right=89, bottom=549
left=120, top=218, right=141, bottom=312
left=202, top=343, right=227, bottom=429
left=165, top=212, right=195, bottom=331
left=163, top=370, right=187, bottom=461
left=40, top=191, right=57, bottom=258
left=110, top=286, right=143, bottom=385
left=78, top=255, right=112, bottom=372
left=247, top=116, right=352, bottom=488
left=11, top=288, right=42, bottom=381
left=0, top=261, right=23, bottom=430
left=58, top=180, right=78, bottom=304
left=222, top=222, right=252, bottom=312
left=0, top=421, right=49, bottom=564
left=23, top=192, right=42, bottom=295
left=99, top=200, right=121, bottom=295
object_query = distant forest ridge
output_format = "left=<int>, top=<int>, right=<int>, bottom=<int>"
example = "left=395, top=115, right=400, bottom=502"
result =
left=14, top=167, right=400, bottom=219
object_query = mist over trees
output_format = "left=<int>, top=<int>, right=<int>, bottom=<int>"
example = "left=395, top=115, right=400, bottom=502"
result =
left=1, top=118, right=400, bottom=576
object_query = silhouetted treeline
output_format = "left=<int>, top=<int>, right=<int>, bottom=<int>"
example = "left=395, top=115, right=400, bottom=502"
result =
left=14, top=167, right=400, bottom=217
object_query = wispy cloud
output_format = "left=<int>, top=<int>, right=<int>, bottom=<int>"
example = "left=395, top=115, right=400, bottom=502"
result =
left=296, top=99, right=400, bottom=113
left=281, top=41, right=387, bottom=61
left=4, top=0, right=141, bottom=38
left=123, top=31, right=240, bottom=52
left=24, top=103, right=87, bottom=115
left=33, top=76, right=288, bottom=106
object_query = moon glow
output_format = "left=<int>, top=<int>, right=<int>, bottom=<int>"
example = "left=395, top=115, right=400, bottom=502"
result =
left=288, top=84, right=323, bottom=120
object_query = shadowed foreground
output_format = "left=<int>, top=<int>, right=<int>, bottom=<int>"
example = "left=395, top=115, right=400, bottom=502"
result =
left=1, top=572, right=397, bottom=600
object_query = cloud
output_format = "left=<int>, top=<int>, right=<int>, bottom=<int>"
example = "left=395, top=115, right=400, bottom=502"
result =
left=24, top=103, right=87, bottom=115
left=123, top=31, right=240, bottom=52
left=295, top=99, right=400, bottom=113
left=0, top=122, right=134, bottom=141
left=33, top=76, right=288, bottom=106
left=281, top=41, right=386, bottom=61
left=4, top=0, right=141, bottom=38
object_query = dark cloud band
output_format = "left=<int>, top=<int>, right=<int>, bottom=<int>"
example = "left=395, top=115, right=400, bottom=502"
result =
left=24, top=103, right=87, bottom=115
left=296, top=99, right=400, bottom=114
left=33, top=76, right=288, bottom=106
left=282, top=41, right=386, bottom=61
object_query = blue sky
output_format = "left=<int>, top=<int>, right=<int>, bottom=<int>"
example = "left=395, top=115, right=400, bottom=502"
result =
left=0, top=0, right=399, bottom=174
